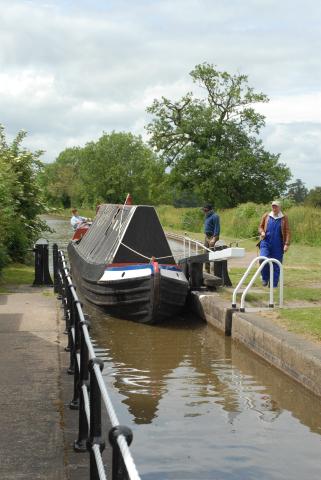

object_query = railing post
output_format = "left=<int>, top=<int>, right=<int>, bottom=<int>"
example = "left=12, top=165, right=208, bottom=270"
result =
left=74, top=315, right=91, bottom=452
left=109, top=426, right=133, bottom=480
left=66, top=278, right=75, bottom=370
left=269, top=261, right=274, bottom=308
left=88, top=359, right=106, bottom=480
left=62, top=268, right=70, bottom=330
left=53, top=243, right=59, bottom=294
left=56, top=252, right=63, bottom=299
left=70, top=298, right=81, bottom=409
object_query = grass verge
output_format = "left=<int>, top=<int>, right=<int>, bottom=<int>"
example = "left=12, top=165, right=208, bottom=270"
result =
left=264, top=308, right=321, bottom=343
left=0, top=263, right=34, bottom=292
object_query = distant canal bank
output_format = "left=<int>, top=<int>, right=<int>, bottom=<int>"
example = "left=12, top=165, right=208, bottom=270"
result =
left=44, top=215, right=321, bottom=480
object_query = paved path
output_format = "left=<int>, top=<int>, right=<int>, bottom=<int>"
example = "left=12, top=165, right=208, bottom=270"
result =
left=0, top=286, right=89, bottom=479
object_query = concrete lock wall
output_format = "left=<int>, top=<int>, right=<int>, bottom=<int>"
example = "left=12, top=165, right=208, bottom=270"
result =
left=189, top=292, right=321, bottom=398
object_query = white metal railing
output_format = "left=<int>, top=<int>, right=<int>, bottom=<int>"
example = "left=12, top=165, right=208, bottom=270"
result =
left=183, top=235, right=211, bottom=258
left=166, top=232, right=245, bottom=264
left=232, top=256, right=283, bottom=312
left=165, top=232, right=212, bottom=259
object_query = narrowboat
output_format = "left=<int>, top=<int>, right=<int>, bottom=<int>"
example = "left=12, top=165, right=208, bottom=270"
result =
left=67, top=201, right=189, bottom=324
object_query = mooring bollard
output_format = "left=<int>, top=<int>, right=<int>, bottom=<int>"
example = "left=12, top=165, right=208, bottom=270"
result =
left=33, top=238, right=53, bottom=286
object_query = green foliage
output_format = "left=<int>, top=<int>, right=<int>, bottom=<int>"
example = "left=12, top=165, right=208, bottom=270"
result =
left=304, top=186, right=321, bottom=208
left=287, top=206, right=321, bottom=245
left=278, top=308, right=321, bottom=342
left=156, top=204, right=205, bottom=233
left=78, top=132, right=168, bottom=205
left=156, top=205, right=184, bottom=230
left=221, top=203, right=321, bottom=246
left=0, top=245, right=8, bottom=272
left=220, top=202, right=268, bottom=239
left=40, top=132, right=170, bottom=207
left=172, top=189, right=202, bottom=207
left=38, top=147, right=81, bottom=208
left=147, top=63, right=291, bottom=208
left=286, top=178, right=308, bottom=204
left=0, top=124, right=48, bottom=269
left=156, top=203, right=321, bottom=247
left=0, top=263, right=34, bottom=288
left=181, top=208, right=204, bottom=232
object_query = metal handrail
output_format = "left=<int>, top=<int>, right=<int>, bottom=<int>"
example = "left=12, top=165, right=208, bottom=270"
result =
left=166, top=231, right=212, bottom=258
left=232, top=256, right=283, bottom=312
left=54, top=244, right=141, bottom=480
left=183, top=236, right=211, bottom=258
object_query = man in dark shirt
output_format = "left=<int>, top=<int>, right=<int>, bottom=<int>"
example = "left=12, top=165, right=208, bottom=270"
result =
left=203, top=204, right=220, bottom=273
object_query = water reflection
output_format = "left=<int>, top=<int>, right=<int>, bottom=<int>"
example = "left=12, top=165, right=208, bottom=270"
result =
left=89, top=305, right=321, bottom=431
left=231, top=340, right=321, bottom=434
left=87, top=306, right=321, bottom=479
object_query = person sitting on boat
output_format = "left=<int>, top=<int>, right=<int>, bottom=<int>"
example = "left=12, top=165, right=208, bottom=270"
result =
left=70, top=208, right=89, bottom=230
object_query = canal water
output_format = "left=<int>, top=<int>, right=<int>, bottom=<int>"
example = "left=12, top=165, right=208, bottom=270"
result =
left=46, top=216, right=321, bottom=480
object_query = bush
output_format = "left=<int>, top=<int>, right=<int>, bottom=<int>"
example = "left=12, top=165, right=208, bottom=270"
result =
left=0, top=125, right=48, bottom=273
left=181, top=209, right=203, bottom=232
left=288, top=206, right=321, bottom=245
left=220, top=202, right=267, bottom=240
left=0, top=244, right=8, bottom=272
left=5, top=223, right=30, bottom=262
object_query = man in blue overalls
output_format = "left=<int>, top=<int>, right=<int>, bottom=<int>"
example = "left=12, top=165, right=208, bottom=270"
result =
left=258, top=200, right=291, bottom=287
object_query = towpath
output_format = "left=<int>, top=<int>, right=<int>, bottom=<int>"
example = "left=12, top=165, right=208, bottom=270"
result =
left=0, top=286, right=89, bottom=479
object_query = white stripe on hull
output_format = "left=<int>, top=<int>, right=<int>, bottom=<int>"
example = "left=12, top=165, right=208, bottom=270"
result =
left=160, top=268, right=188, bottom=282
left=98, top=268, right=152, bottom=282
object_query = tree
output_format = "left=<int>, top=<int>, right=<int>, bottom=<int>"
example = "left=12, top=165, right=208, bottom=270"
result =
left=41, top=132, right=170, bottom=208
left=0, top=125, right=48, bottom=263
left=286, top=178, right=308, bottom=204
left=78, top=132, right=168, bottom=205
left=0, top=156, right=16, bottom=268
left=304, top=186, right=321, bottom=208
left=39, top=147, right=82, bottom=208
left=146, top=63, right=291, bottom=207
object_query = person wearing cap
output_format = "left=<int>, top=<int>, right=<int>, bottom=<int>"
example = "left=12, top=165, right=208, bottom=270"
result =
left=203, top=204, right=220, bottom=273
left=258, top=200, right=291, bottom=287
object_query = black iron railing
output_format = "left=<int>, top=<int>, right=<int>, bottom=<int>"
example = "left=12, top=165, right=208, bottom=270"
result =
left=53, top=243, right=141, bottom=480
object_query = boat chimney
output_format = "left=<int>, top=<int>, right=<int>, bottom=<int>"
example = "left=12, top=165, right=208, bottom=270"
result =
left=125, top=193, right=133, bottom=205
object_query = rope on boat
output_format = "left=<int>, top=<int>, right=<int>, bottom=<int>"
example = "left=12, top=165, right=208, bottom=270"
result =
left=116, top=199, right=173, bottom=261
left=120, top=241, right=173, bottom=261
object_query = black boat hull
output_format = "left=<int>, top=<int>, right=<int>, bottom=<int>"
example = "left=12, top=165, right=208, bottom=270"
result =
left=68, top=242, right=188, bottom=324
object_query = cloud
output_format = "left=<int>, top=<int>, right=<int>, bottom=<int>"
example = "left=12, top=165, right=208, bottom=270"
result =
left=257, top=93, right=321, bottom=123
left=262, top=122, right=321, bottom=188
left=0, top=0, right=320, bottom=188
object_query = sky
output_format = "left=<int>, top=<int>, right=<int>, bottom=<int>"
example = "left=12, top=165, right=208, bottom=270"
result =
left=0, top=0, right=320, bottom=189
